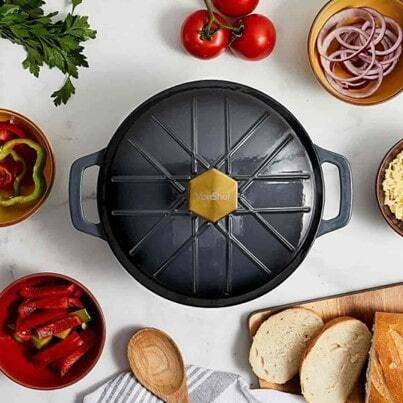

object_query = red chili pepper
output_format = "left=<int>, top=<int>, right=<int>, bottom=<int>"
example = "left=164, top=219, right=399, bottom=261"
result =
left=53, top=329, right=96, bottom=376
left=34, top=331, right=84, bottom=366
left=36, top=315, right=83, bottom=339
left=0, top=123, right=26, bottom=144
left=16, top=309, right=68, bottom=334
left=18, top=297, right=83, bottom=319
left=19, top=284, right=76, bottom=299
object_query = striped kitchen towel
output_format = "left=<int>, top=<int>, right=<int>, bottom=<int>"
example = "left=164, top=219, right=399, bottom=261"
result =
left=83, top=366, right=303, bottom=403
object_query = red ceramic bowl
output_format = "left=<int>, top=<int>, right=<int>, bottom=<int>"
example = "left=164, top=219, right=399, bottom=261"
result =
left=0, top=273, right=105, bottom=390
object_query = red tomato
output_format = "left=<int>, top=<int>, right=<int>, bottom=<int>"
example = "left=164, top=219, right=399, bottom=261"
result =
left=0, top=123, right=26, bottom=144
left=213, top=0, right=259, bottom=18
left=0, top=163, right=16, bottom=189
left=181, top=10, right=231, bottom=60
left=231, top=14, right=276, bottom=61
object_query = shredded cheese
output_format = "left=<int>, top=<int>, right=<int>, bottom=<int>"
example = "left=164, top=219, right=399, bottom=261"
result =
left=383, top=151, right=403, bottom=220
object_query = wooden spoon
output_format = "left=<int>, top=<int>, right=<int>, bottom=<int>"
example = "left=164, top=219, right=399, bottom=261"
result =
left=127, top=328, right=190, bottom=403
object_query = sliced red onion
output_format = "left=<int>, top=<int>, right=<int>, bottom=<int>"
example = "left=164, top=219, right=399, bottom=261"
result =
left=316, top=6, right=402, bottom=99
left=317, top=8, right=375, bottom=49
left=325, top=61, right=383, bottom=98
left=319, top=26, right=372, bottom=62
left=321, top=43, right=376, bottom=82
left=357, top=35, right=401, bottom=76
left=373, top=17, right=402, bottom=56
left=340, top=80, right=368, bottom=88
left=345, top=57, right=398, bottom=79
left=344, top=35, right=400, bottom=77
left=365, top=53, right=400, bottom=79
left=335, top=9, right=375, bottom=51
left=360, top=27, right=402, bottom=58
left=363, top=8, right=386, bottom=45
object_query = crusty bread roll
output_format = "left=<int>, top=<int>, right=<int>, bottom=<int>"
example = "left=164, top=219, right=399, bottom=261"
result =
left=365, top=312, right=403, bottom=403
left=249, top=307, right=324, bottom=384
left=300, top=317, right=372, bottom=403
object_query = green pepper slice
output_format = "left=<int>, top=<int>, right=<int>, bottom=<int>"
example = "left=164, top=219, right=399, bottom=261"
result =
left=0, top=139, right=45, bottom=207
left=8, top=150, right=27, bottom=196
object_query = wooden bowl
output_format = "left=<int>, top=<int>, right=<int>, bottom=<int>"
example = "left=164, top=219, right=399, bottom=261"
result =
left=376, top=139, right=403, bottom=237
left=308, top=0, right=403, bottom=105
left=0, top=109, right=55, bottom=227
left=0, top=273, right=106, bottom=390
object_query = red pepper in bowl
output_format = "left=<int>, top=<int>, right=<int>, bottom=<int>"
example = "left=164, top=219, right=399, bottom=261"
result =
left=0, top=153, right=26, bottom=193
left=35, top=308, right=91, bottom=339
left=0, top=273, right=105, bottom=388
left=8, top=281, right=97, bottom=377
left=0, top=123, right=26, bottom=144
left=53, top=329, right=96, bottom=376
left=13, top=331, right=31, bottom=343
left=34, top=331, right=84, bottom=366
left=0, top=163, right=16, bottom=189
left=16, top=309, right=67, bottom=333
left=18, top=296, right=83, bottom=318
left=20, top=284, right=76, bottom=299
left=36, top=315, right=82, bottom=339
left=54, top=344, right=90, bottom=377
left=0, top=138, right=46, bottom=207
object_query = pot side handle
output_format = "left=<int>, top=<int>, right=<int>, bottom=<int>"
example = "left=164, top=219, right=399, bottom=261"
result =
left=315, top=145, right=353, bottom=237
left=69, top=149, right=106, bottom=239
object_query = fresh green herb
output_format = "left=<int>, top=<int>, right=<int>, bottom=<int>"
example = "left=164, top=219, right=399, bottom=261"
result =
left=0, top=0, right=96, bottom=106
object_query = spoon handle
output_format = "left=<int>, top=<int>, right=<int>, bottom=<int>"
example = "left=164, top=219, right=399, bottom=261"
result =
left=166, top=383, right=190, bottom=403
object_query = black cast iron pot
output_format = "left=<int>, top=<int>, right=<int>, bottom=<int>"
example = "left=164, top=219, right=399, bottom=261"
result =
left=69, top=81, right=352, bottom=307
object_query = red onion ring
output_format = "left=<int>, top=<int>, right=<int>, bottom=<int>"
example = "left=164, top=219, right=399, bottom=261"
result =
left=318, top=9, right=375, bottom=62
left=349, top=35, right=401, bottom=79
left=359, top=27, right=402, bottom=58
left=335, top=11, right=376, bottom=51
left=373, top=17, right=402, bottom=56
left=320, top=26, right=373, bottom=62
left=363, top=8, right=386, bottom=45
left=359, top=30, right=401, bottom=66
left=325, top=61, right=383, bottom=98
left=317, top=8, right=375, bottom=47
left=316, top=7, right=402, bottom=99
left=321, top=43, right=376, bottom=82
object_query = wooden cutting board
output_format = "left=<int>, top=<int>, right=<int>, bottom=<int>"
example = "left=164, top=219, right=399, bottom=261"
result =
left=248, top=283, right=403, bottom=401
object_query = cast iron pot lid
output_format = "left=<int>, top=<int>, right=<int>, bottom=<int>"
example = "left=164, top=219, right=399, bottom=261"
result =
left=70, top=81, right=352, bottom=307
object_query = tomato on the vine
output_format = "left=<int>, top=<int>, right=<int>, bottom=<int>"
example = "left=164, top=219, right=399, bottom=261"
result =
left=181, top=10, right=231, bottom=60
left=231, top=14, right=276, bottom=61
left=212, top=0, right=259, bottom=18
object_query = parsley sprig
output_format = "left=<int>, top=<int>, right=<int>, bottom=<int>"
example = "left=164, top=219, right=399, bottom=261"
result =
left=0, top=0, right=96, bottom=105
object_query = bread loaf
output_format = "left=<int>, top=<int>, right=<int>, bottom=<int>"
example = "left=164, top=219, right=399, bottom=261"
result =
left=365, top=312, right=403, bottom=403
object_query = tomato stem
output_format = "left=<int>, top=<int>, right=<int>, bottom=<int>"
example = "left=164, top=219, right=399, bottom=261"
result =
left=202, top=0, right=243, bottom=37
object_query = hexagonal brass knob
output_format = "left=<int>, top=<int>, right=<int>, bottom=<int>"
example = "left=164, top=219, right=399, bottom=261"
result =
left=188, top=168, right=238, bottom=223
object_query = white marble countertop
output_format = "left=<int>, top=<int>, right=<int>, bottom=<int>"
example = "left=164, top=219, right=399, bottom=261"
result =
left=0, top=0, right=402, bottom=402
